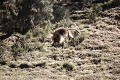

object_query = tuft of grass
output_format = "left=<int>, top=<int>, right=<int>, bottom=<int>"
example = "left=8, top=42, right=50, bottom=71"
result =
left=11, top=38, right=26, bottom=60
left=0, top=41, right=13, bottom=61
left=74, top=36, right=85, bottom=45
left=62, top=62, right=74, bottom=71
left=50, top=54, right=58, bottom=60
left=25, top=30, right=33, bottom=39
left=75, top=45, right=84, bottom=50
left=69, top=35, right=85, bottom=47
left=8, top=63, right=17, bottom=68
left=101, top=48, right=111, bottom=53
left=31, top=21, right=52, bottom=42
left=33, top=62, right=46, bottom=68
left=90, top=59, right=101, bottom=65
left=11, top=42, right=24, bottom=54
left=25, top=42, right=45, bottom=52
left=19, top=63, right=32, bottom=69
left=0, top=61, right=7, bottom=65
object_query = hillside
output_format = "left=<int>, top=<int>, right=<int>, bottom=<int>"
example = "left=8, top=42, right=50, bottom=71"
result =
left=0, top=0, right=120, bottom=80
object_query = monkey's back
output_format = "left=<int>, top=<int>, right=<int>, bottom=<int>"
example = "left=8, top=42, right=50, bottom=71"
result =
left=55, top=28, right=68, bottom=37
left=52, top=28, right=68, bottom=43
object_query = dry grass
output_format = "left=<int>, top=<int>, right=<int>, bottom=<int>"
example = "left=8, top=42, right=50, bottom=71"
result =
left=0, top=8, right=120, bottom=80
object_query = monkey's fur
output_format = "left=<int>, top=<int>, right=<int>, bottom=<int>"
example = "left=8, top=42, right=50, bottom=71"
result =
left=52, top=27, right=80, bottom=48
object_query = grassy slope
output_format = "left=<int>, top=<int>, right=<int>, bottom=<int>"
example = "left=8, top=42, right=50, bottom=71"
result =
left=0, top=7, right=120, bottom=80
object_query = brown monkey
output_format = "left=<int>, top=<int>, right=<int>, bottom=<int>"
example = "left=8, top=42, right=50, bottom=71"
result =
left=52, top=27, right=79, bottom=48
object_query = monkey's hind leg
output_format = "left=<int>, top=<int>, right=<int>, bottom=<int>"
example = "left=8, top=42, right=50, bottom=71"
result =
left=61, top=42, right=65, bottom=49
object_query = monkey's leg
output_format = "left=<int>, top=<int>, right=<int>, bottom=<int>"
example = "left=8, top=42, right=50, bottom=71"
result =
left=61, top=42, right=64, bottom=49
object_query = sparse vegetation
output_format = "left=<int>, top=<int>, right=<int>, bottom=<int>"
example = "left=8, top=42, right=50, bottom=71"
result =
left=62, top=62, right=74, bottom=71
left=8, top=63, right=17, bottom=68
left=84, top=4, right=102, bottom=23
left=75, top=44, right=85, bottom=50
left=69, top=35, right=85, bottom=47
left=34, top=62, right=46, bottom=68
left=0, top=0, right=120, bottom=80
left=19, top=63, right=32, bottom=69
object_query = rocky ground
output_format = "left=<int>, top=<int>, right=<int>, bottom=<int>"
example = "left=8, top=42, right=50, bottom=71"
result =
left=0, top=7, right=120, bottom=80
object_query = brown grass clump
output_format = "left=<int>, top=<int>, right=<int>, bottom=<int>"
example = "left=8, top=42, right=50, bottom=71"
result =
left=62, top=62, right=74, bottom=71
left=33, top=62, right=46, bottom=68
